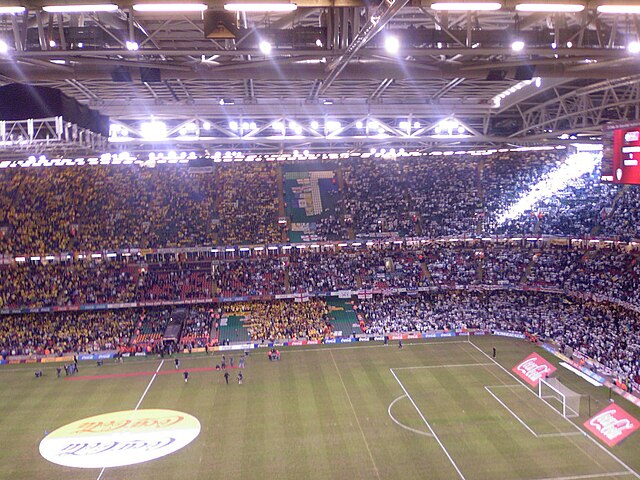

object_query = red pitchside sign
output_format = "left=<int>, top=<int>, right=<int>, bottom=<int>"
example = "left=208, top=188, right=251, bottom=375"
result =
left=584, top=404, right=640, bottom=447
left=512, top=353, right=557, bottom=387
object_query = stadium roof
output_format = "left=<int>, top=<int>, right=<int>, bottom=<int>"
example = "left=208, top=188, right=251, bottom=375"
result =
left=1, top=1, right=640, bottom=154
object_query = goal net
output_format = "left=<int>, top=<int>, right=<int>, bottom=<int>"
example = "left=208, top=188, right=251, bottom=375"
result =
left=538, top=377, right=581, bottom=418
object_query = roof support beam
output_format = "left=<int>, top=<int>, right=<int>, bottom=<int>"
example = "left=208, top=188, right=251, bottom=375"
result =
left=318, top=0, right=410, bottom=95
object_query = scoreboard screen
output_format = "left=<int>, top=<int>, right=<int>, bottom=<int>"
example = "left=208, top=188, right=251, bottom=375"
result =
left=603, top=123, right=640, bottom=184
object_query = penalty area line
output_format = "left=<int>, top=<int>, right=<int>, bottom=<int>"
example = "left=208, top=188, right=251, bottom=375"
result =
left=96, top=359, right=165, bottom=480
left=390, top=368, right=466, bottom=480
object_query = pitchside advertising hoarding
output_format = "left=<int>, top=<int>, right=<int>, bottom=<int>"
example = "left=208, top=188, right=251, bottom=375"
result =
left=584, top=404, right=640, bottom=447
left=512, top=352, right=557, bottom=387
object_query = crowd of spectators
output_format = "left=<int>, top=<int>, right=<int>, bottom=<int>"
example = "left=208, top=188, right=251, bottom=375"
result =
left=213, top=257, right=287, bottom=297
left=0, top=163, right=284, bottom=254
left=179, top=306, right=218, bottom=348
left=0, top=309, right=136, bottom=356
left=2, top=152, right=640, bottom=252
left=222, top=299, right=332, bottom=341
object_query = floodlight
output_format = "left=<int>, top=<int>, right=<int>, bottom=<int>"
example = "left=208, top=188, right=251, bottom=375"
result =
left=133, top=3, right=207, bottom=11
left=431, top=1, right=501, bottom=10
left=0, top=6, right=25, bottom=13
left=384, top=35, right=400, bottom=54
left=511, top=40, right=525, bottom=52
left=140, top=120, right=167, bottom=140
left=628, top=41, right=640, bottom=54
left=224, top=2, right=296, bottom=11
left=259, top=40, right=272, bottom=55
left=515, top=2, right=584, bottom=12
left=0, top=40, right=9, bottom=54
left=43, top=4, right=118, bottom=12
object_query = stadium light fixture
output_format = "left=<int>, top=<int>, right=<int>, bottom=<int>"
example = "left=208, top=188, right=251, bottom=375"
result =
left=511, top=40, right=525, bottom=52
left=384, top=35, right=400, bottom=54
left=628, top=41, right=640, bottom=54
left=310, top=120, right=319, bottom=130
left=126, top=41, right=139, bottom=51
left=326, top=120, right=341, bottom=132
left=0, top=6, right=25, bottom=13
left=515, top=2, right=584, bottom=12
left=430, top=1, right=501, bottom=10
left=597, top=2, right=640, bottom=13
left=43, top=4, right=118, bottom=12
left=259, top=40, right=272, bottom=55
left=0, top=40, right=8, bottom=54
left=140, top=120, right=167, bottom=140
left=224, top=2, right=297, bottom=11
left=133, top=3, right=206, bottom=11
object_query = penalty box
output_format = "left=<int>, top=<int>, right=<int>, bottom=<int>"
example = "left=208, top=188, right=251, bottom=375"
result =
left=389, top=361, right=632, bottom=480
left=391, top=362, right=577, bottom=439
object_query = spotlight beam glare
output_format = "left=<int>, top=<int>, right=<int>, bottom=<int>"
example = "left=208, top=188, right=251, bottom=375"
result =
left=495, top=152, right=600, bottom=225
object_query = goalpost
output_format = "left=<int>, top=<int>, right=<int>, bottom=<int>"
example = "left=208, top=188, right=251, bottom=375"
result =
left=538, top=377, right=582, bottom=418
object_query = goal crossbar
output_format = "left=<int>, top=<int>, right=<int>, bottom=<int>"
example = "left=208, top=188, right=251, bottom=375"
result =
left=538, top=377, right=581, bottom=418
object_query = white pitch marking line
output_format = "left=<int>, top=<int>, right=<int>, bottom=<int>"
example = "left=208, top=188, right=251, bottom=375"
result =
left=95, top=359, right=165, bottom=480
left=536, top=432, right=583, bottom=438
left=530, top=471, right=636, bottom=480
left=387, top=395, right=433, bottom=437
left=394, top=362, right=494, bottom=370
left=466, top=341, right=640, bottom=479
left=330, top=351, right=381, bottom=480
left=484, top=386, right=538, bottom=437
left=390, top=368, right=466, bottom=480
left=135, top=359, right=165, bottom=411
left=485, top=384, right=524, bottom=388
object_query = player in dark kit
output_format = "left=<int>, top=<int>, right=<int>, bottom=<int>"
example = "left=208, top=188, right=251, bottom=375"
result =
left=224, top=371, right=230, bottom=384
left=175, top=357, right=180, bottom=369
left=183, top=371, right=189, bottom=382
left=492, top=347, right=496, bottom=358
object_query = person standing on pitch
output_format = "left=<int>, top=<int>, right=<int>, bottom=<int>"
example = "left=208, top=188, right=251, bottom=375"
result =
left=224, top=371, right=230, bottom=384
left=492, top=347, right=496, bottom=358
left=175, top=357, right=180, bottom=369
left=183, top=370, right=189, bottom=382
left=237, top=372, right=243, bottom=385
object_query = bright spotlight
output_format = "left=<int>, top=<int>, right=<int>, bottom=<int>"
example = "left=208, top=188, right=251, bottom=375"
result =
left=356, top=120, right=364, bottom=129
left=628, top=41, right=640, bottom=54
left=0, top=40, right=9, bottom=55
left=511, top=40, right=525, bottom=52
left=202, top=121, right=211, bottom=130
left=326, top=120, right=341, bottom=132
left=259, top=40, right=272, bottom=55
left=140, top=120, right=167, bottom=140
left=229, top=121, right=238, bottom=131
left=310, top=120, right=319, bottom=130
left=126, top=41, right=139, bottom=51
left=242, top=121, right=250, bottom=130
left=384, top=35, right=400, bottom=54
left=273, top=121, right=285, bottom=133
left=249, top=122, right=257, bottom=130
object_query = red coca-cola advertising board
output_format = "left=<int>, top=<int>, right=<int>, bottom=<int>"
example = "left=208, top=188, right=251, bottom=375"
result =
left=512, top=352, right=557, bottom=387
left=584, top=404, right=639, bottom=447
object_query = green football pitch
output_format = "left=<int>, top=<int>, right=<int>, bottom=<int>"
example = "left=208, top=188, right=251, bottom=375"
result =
left=1, top=336, right=639, bottom=480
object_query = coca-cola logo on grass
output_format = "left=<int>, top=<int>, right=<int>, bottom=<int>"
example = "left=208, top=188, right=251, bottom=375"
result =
left=512, top=353, right=557, bottom=387
left=584, top=404, right=639, bottom=447
left=39, top=409, right=201, bottom=468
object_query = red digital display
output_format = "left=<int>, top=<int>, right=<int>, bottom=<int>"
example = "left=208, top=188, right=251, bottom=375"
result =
left=612, top=126, right=640, bottom=184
